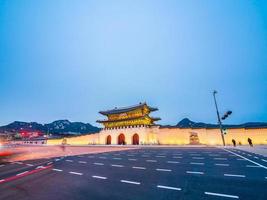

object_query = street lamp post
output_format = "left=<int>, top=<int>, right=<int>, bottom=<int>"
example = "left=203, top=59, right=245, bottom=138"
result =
left=213, top=90, right=226, bottom=146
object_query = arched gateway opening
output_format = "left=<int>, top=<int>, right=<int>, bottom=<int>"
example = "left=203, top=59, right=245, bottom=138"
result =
left=118, top=134, right=126, bottom=145
left=106, top=135, right=111, bottom=145
left=132, top=134, right=139, bottom=145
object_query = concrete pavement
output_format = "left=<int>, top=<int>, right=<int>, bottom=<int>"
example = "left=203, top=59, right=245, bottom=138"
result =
left=0, top=147, right=267, bottom=200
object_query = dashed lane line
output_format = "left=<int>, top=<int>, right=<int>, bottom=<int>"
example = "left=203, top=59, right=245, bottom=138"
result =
left=156, top=168, right=172, bottom=172
left=99, top=157, right=107, bottom=159
left=224, top=174, right=245, bottom=178
left=128, top=159, right=137, bottom=161
left=113, top=158, right=122, bottom=160
left=192, top=157, right=204, bottom=160
left=215, top=164, right=229, bottom=166
left=246, top=165, right=261, bottom=168
left=120, top=180, right=140, bottom=185
left=78, top=161, right=87, bottom=164
left=157, top=185, right=181, bottom=191
left=222, top=148, right=267, bottom=170
left=94, top=163, right=104, bottom=166
left=237, top=158, right=246, bottom=161
left=167, top=161, right=179, bottom=164
left=36, top=166, right=45, bottom=169
left=53, top=168, right=63, bottom=172
left=111, top=164, right=124, bottom=168
left=92, top=175, right=107, bottom=180
left=132, top=166, right=146, bottom=170
left=261, top=159, right=267, bottom=162
left=146, top=160, right=157, bottom=162
left=26, top=164, right=34, bottom=167
left=204, top=192, right=239, bottom=199
left=66, top=160, right=73, bottom=162
left=0, top=165, right=4, bottom=167
left=16, top=171, right=29, bottom=176
left=156, top=156, right=166, bottom=158
left=190, top=162, right=204, bottom=165
left=69, top=172, right=83, bottom=176
left=173, top=156, right=183, bottom=159
left=186, top=171, right=204, bottom=175
left=214, top=158, right=227, bottom=160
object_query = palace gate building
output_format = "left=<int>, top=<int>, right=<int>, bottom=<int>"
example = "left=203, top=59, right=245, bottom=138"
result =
left=96, top=103, right=161, bottom=145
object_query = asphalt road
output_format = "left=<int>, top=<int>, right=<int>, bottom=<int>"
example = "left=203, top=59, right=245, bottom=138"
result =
left=0, top=147, right=267, bottom=200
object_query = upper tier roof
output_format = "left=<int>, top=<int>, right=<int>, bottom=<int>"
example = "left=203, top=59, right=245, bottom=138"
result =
left=99, top=102, right=158, bottom=115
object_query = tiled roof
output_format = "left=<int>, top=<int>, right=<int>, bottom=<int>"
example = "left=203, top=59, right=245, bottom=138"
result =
left=99, top=103, right=158, bottom=115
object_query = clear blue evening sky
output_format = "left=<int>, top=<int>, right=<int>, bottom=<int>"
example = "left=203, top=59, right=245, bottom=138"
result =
left=0, top=0, right=267, bottom=126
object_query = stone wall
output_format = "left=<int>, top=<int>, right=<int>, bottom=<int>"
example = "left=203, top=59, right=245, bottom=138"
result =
left=46, top=127, right=267, bottom=146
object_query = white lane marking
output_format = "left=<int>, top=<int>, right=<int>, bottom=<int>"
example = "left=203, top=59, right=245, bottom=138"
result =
left=190, top=162, right=204, bottom=165
left=47, top=162, right=53, bottom=165
left=173, top=156, right=183, bottom=159
left=16, top=171, right=29, bottom=176
left=111, top=164, right=124, bottom=168
left=88, top=156, right=94, bottom=158
left=192, top=157, right=204, bottom=160
left=156, top=156, right=166, bottom=158
left=209, top=154, right=220, bottom=156
left=0, top=165, right=4, bottom=167
left=214, top=158, right=227, bottom=160
left=53, top=168, right=63, bottom=172
left=99, top=157, right=107, bottom=159
left=66, top=160, right=73, bottom=162
left=157, top=185, right=181, bottom=191
left=36, top=166, right=45, bottom=169
left=113, top=158, right=122, bottom=160
left=78, top=155, right=84, bottom=158
left=120, top=180, right=140, bottom=185
left=15, top=162, right=23, bottom=165
left=132, top=166, right=146, bottom=170
left=190, top=154, right=201, bottom=156
left=224, top=174, right=245, bottom=178
left=69, top=171, right=83, bottom=175
left=261, top=159, right=267, bottom=162
left=246, top=165, right=261, bottom=168
left=0, top=179, right=4, bottom=183
left=142, top=155, right=150, bottom=157
left=215, top=164, right=229, bottom=166
left=156, top=168, right=172, bottom=172
left=237, top=158, right=246, bottom=161
left=92, top=175, right=107, bottom=179
left=146, top=160, right=157, bottom=162
left=78, top=161, right=87, bottom=164
left=222, top=148, right=267, bottom=170
left=254, top=156, right=259, bottom=159
left=167, top=161, right=179, bottom=164
left=186, top=171, right=204, bottom=175
left=94, top=162, right=104, bottom=166
left=205, top=192, right=239, bottom=199
left=26, top=164, right=34, bottom=166
left=128, top=158, right=137, bottom=161
left=247, top=154, right=252, bottom=156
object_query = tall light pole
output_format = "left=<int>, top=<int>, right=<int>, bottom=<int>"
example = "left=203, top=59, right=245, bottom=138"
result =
left=213, top=90, right=225, bottom=146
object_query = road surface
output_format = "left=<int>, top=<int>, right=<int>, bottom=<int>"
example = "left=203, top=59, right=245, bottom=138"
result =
left=0, top=147, right=267, bottom=200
